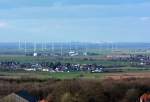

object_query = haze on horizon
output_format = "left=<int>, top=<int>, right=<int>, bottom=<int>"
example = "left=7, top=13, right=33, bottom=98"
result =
left=0, top=0, right=150, bottom=43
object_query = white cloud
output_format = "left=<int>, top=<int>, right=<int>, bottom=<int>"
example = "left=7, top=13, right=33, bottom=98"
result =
left=140, top=17, right=150, bottom=21
left=0, top=22, right=7, bottom=28
left=0, top=2, right=150, bottom=19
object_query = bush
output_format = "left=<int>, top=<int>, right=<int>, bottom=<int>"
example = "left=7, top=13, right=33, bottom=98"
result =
left=1, top=78, right=150, bottom=102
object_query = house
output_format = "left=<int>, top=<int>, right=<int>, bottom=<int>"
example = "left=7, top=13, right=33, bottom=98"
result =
left=1, top=90, right=38, bottom=102
left=140, top=93, right=150, bottom=102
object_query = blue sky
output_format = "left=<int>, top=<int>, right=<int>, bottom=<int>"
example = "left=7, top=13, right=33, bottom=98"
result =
left=0, top=0, right=150, bottom=42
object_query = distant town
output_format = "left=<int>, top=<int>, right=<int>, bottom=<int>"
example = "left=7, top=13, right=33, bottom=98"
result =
left=0, top=42, right=150, bottom=73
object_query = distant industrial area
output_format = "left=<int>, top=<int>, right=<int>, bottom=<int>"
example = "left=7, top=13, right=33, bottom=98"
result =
left=1, top=42, right=150, bottom=55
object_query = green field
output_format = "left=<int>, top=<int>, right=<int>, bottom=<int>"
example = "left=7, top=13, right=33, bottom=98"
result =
left=0, top=71, right=108, bottom=79
left=0, top=49, right=150, bottom=80
left=0, top=55, right=131, bottom=67
left=1, top=69, right=150, bottom=80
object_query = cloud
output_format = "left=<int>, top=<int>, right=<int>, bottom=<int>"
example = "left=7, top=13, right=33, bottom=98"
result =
left=0, top=2, right=149, bottom=19
left=0, top=0, right=149, bottom=9
left=140, top=17, right=150, bottom=21
left=0, top=22, right=7, bottom=28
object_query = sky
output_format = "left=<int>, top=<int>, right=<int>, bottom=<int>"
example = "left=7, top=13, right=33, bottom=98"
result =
left=0, top=0, right=150, bottom=42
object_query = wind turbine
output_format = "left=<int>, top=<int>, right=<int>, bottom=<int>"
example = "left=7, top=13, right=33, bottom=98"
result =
left=75, top=41, right=78, bottom=53
left=84, top=42, right=88, bottom=56
left=24, top=41, right=27, bottom=54
left=44, top=42, right=47, bottom=50
left=60, top=42, right=63, bottom=56
left=33, top=42, right=37, bottom=56
left=69, top=41, right=72, bottom=52
left=51, top=42, right=55, bottom=55
left=18, top=40, right=21, bottom=50
left=42, top=42, right=44, bottom=51
left=34, top=42, right=37, bottom=52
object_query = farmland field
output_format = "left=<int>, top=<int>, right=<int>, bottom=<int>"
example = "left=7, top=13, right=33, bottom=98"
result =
left=0, top=71, right=106, bottom=79
left=0, top=54, right=131, bottom=66
left=1, top=70, right=150, bottom=80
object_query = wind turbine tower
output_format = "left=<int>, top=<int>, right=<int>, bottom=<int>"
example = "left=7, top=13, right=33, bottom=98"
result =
left=44, top=42, right=47, bottom=50
left=18, top=40, right=21, bottom=50
left=33, top=42, right=37, bottom=56
left=24, top=41, right=27, bottom=54
left=60, top=42, right=63, bottom=56
left=69, top=42, right=72, bottom=52
left=34, top=42, right=36, bottom=52
left=51, top=42, right=55, bottom=55
left=42, top=42, right=44, bottom=51
left=84, top=42, right=88, bottom=56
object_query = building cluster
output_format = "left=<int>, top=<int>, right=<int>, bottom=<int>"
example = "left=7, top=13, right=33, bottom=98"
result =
left=26, top=50, right=86, bottom=57
left=0, top=61, right=103, bottom=72
left=1, top=54, right=150, bottom=72
left=107, top=54, right=150, bottom=66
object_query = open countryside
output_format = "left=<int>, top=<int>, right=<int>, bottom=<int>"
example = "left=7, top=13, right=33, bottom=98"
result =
left=1, top=0, right=150, bottom=102
left=0, top=42, right=150, bottom=102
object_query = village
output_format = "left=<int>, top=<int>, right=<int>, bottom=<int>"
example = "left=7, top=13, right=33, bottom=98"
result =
left=0, top=54, right=150, bottom=73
